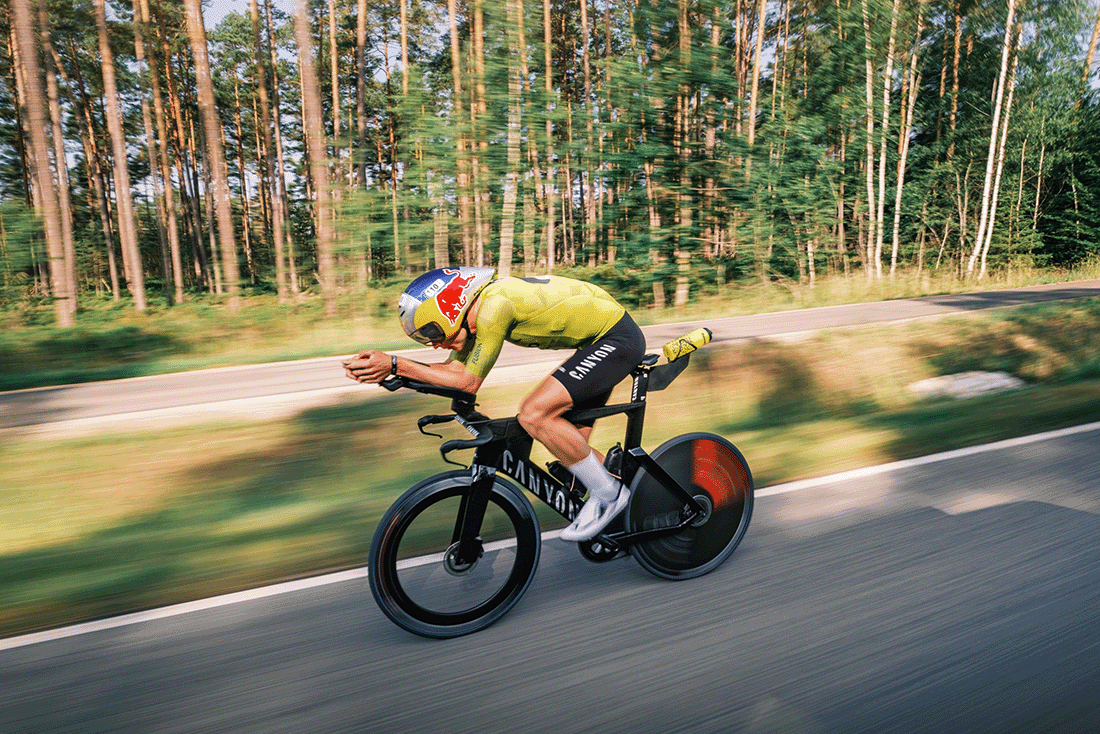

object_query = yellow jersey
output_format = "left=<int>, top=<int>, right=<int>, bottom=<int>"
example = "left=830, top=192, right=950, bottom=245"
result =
left=452, top=276, right=626, bottom=378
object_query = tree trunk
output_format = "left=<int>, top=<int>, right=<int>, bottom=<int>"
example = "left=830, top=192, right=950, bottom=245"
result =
left=294, top=0, right=337, bottom=315
left=523, top=179, right=536, bottom=273
left=1033, top=120, right=1045, bottom=230
left=11, top=31, right=49, bottom=295
left=890, top=7, right=924, bottom=277
left=517, top=0, right=536, bottom=273
left=12, top=0, right=74, bottom=325
left=38, top=5, right=78, bottom=315
left=704, top=4, right=720, bottom=259
left=328, top=0, right=340, bottom=163
left=563, top=103, right=574, bottom=264
left=6, top=23, right=34, bottom=213
left=471, top=0, right=489, bottom=266
left=355, top=0, right=372, bottom=277
left=874, top=0, right=901, bottom=278
left=185, top=0, right=241, bottom=308
left=251, top=65, right=271, bottom=256
left=448, top=0, right=473, bottom=267
left=580, top=0, right=596, bottom=265
left=356, top=0, right=369, bottom=194
left=65, top=38, right=120, bottom=300
left=978, top=23, right=1020, bottom=279
left=542, top=0, right=555, bottom=272
left=1081, top=2, right=1100, bottom=99
left=498, top=0, right=524, bottom=278
left=399, top=0, right=410, bottom=96
left=947, top=3, right=961, bottom=162
left=252, top=0, right=288, bottom=299
left=837, top=122, right=849, bottom=272
left=674, top=0, right=691, bottom=307
left=154, top=11, right=205, bottom=287
left=200, top=131, right=222, bottom=294
left=128, top=0, right=172, bottom=302
left=860, top=0, right=878, bottom=279
left=747, top=0, right=766, bottom=153
left=138, top=0, right=184, bottom=303
left=1013, top=136, right=1027, bottom=247
left=967, top=0, right=1017, bottom=278
left=95, top=0, right=146, bottom=310
left=266, top=0, right=299, bottom=293
left=233, top=75, right=257, bottom=284
left=431, top=175, right=450, bottom=269
left=380, top=26, right=403, bottom=274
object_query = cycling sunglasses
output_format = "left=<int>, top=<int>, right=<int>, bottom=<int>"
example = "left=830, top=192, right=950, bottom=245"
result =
left=410, top=322, right=446, bottom=345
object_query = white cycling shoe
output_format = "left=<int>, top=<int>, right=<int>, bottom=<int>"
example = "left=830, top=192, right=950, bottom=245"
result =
left=560, top=486, right=631, bottom=542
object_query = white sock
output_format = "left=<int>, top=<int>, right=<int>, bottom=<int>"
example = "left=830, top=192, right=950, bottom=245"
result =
left=566, top=451, right=622, bottom=504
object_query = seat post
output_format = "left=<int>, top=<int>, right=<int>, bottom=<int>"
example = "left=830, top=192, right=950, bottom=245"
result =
left=624, top=365, right=651, bottom=449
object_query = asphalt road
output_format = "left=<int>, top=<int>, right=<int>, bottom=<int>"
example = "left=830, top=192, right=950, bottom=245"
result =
left=4, top=278, right=1100, bottom=436
left=3, top=423, right=1099, bottom=733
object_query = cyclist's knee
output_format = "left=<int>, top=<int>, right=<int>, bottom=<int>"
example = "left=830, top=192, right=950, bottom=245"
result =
left=518, top=389, right=565, bottom=437
left=517, top=397, right=547, bottom=436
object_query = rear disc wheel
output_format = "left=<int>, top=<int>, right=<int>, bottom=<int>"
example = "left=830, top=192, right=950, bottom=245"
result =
left=626, top=433, right=753, bottom=580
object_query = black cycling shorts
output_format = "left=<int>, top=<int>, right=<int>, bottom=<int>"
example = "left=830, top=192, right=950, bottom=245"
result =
left=551, top=312, right=646, bottom=427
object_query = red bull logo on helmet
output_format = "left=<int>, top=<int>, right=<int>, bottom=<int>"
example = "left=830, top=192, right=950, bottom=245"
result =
left=434, top=269, right=477, bottom=326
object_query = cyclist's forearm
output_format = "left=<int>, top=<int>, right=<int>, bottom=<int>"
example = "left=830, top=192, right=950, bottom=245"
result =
left=394, top=355, right=483, bottom=394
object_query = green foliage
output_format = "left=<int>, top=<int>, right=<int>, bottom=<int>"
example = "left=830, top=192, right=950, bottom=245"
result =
left=1036, top=100, right=1100, bottom=266
left=0, top=201, right=40, bottom=306
left=3, top=0, right=1100, bottom=325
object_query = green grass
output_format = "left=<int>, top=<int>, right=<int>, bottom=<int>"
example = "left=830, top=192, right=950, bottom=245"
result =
left=3, top=298, right=1100, bottom=638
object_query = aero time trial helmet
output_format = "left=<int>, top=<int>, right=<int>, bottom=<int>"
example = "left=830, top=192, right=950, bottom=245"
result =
left=398, top=267, right=495, bottom=345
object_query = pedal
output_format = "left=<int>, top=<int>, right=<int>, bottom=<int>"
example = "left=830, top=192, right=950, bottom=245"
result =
left=578, top=536, right=624, bottom=563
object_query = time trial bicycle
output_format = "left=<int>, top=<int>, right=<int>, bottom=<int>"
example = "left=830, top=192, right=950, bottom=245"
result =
left=368, top=331, right=753, bottom=638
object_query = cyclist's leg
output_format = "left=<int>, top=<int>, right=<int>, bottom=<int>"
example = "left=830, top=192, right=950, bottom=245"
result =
left=576, top=426, right=599, bottom=461
left=518, top=312, right=643, bottom=472
left=520, top=377, right=625, bottom=541
left=517, top=376, right=591, bottom=466
left=519, top=314, right=644, bottom=539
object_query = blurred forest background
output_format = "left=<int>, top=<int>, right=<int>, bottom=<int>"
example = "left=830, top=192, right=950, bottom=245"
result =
left=2, top=0, right=1100, bottom=329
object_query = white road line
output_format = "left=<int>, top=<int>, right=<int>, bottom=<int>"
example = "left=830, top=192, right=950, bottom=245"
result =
left=3, top=419, right=1099, bottom=653
left=755, top=420, right=1100, bottom=498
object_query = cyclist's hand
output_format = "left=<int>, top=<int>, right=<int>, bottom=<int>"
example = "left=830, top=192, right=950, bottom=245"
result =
left=343, top=349, right=390, bottom=384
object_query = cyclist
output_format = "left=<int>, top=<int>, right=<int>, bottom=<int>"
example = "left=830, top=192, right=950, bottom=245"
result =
left=343, top=267, right=646, bottom=541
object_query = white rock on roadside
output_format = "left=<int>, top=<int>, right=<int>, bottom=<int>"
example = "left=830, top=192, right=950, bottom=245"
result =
left=908, top=371, right=1026, bottom=400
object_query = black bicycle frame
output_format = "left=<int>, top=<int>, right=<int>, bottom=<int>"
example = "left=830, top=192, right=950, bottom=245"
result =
left=441, top=359, right=707, bottom=563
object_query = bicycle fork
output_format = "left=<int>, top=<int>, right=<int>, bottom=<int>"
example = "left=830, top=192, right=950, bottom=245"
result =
left=449, top=464, right=497, bottom=567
